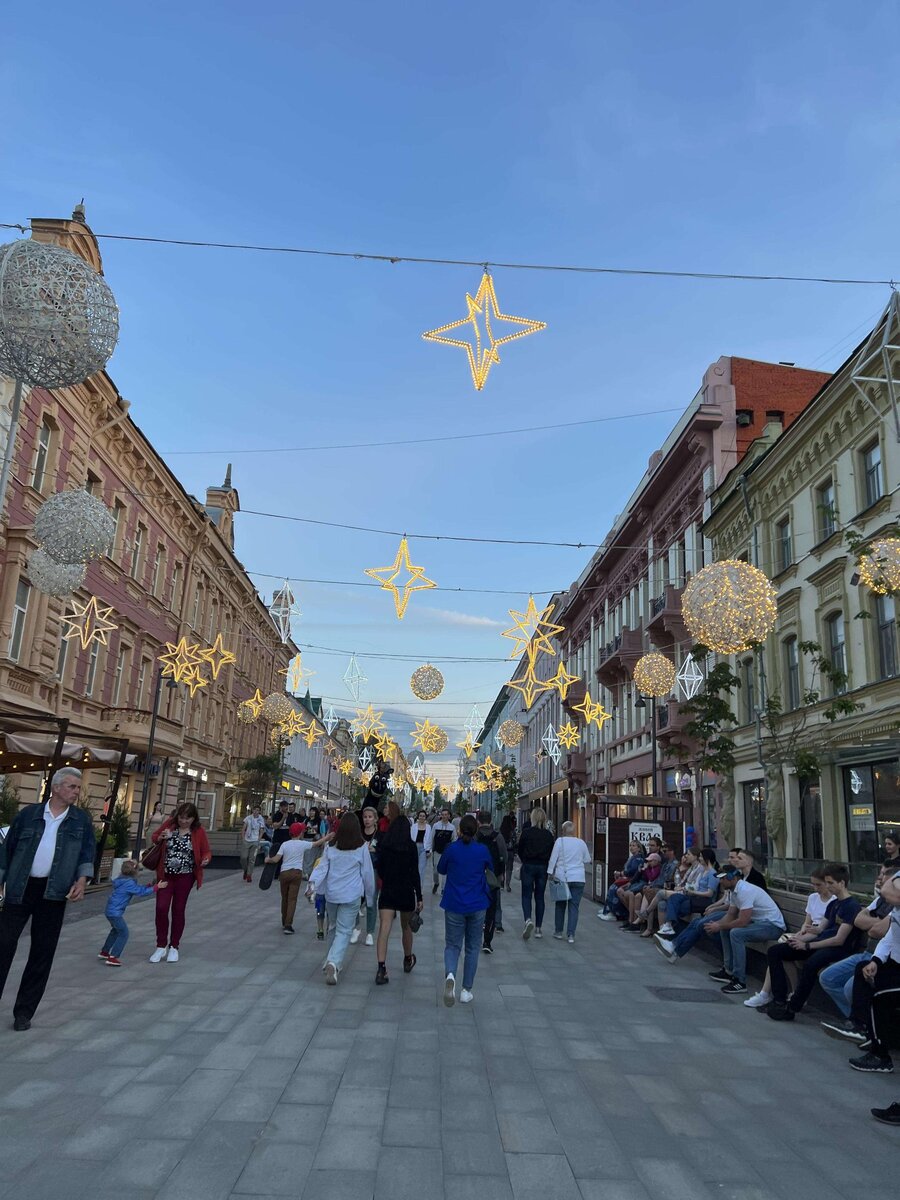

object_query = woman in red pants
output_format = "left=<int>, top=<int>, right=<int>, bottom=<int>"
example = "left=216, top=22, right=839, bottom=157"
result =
left=149, top=802, right=211, bottom=963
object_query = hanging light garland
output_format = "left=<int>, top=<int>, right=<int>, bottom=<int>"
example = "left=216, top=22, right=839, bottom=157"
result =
left=858, top=538, right=900, bottom=595
left=681, top=560, right=777, bottom=654
left=410, top=663, right=445, bottom=700
left=498, top=718, right=525, bottom=747
left=27, top=549, right=86, bottom=597
left=33, top=488, right=116, bottom=564
left=633, top=652, right=676, bottom=698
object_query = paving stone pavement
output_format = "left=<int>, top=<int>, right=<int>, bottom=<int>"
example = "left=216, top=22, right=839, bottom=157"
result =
left=0, top=875, right=896, bottom=1199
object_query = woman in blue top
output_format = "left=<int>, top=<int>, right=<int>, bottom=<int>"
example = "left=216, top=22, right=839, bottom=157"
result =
left=438, top=814, right=491, bottom=1007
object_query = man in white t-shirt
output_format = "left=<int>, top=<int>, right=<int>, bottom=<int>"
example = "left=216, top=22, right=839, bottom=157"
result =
left=703, top=866, right=786, bottom=994
left=240, top=804, right=267, bottom=883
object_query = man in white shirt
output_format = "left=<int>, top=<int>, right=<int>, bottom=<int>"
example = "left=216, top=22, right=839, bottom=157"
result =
left=703, top=867, right=786, bottom=994
left=240, top=804, right=267, bottom=883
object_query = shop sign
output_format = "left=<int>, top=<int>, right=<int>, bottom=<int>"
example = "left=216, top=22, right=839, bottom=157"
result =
left=132, top=759, right=160, bottom=777
left=629, top=821, right=663, bottom=845
left=849, top=804, right=875, bottom=832
left=596, top=818, right=608, bottom=835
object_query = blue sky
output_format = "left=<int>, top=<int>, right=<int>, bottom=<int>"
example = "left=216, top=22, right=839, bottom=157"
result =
left=3, top=2, right=899, bottom=787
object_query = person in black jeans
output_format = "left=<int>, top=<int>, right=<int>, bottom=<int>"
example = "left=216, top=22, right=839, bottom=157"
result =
left=847, top=872, right=900, bottom=1073
left=499, top=813, right=518, bottom=893
left=517, top=806, right=554, bottom=940
left=476, top=812, right=506, bottom=954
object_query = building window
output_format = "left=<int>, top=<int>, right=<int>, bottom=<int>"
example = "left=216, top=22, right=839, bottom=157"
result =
left=8, top=579, right=30, bottom=662
left=85, top=643, right=100, bottom=697
left=137, top=657, right=152, bottom=708
left=784, top=636, right=800, bottom=710
left=862, top=440, right=883, bottom=508
left=776, top=516, right=792, bottom=572
left=31, top=419, right=52, bottom=491
left=151, top=545, right=165, bottom=597
left=876, top=594, right=898, bottom=680
left=56, top=633, right=69, bottom=682
left=85, top=471, right=101, bottom=497
left=743, top=780, right=769, bottom=866
left=130, top=524, right=145, bottom=580
left=112, top=646, right=128, bottom=706
left=110, top=501, right=126, bottom=561
left=742, top=657, right=755, bottom=725
left=816, top=479, right=836, bottom=540
left=825, top=611, right=847, bottom=692
left=171, top=562, right=182, bottom=611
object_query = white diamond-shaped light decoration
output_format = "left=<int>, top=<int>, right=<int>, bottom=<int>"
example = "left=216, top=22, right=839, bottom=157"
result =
left=268, top=580, right=300, bottom=643
left=541, top=723, right=561, bottom=766
left=409, top=754, right=425, bottom=786
left=358, top=745, right=374, bottom=771
left=676, top=656, right=705, bottom=701
left=463, top=704, right=483, bottom=738
left=343, top=653, right=367, bottom=702
left=322, top=705, right=339, bottom=736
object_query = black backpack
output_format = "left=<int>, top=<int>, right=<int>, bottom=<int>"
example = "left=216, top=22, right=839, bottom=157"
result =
left=478, top=828, right=504, bottom=877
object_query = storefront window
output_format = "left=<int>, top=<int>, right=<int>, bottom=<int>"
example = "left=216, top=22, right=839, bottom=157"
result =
left=843, top=765, right=878, bottom=866
left=743, top=780, right=768, bottom=866
left=799, top=775, right=823, bottom=861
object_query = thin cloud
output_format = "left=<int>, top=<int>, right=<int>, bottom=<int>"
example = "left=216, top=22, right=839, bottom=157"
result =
left=428, top=608, right=505, bottom=629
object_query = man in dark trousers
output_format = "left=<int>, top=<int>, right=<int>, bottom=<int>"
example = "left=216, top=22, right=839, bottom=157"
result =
left=0, top=767, right=95, bottom=1029
left=476, top=811, right=506, bottom=954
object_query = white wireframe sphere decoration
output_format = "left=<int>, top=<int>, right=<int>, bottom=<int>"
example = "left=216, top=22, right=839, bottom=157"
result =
left=261, top=692, right=293, bottom=724
left=633, top=652, right=676, bottom=698
left=236, top=700, right=258, bottom=725
left=33, top=488, right=115, bottom=564
left=681, top=560, right=778, bottom=655
left=26, top=548, right=86, bottom=597
left=0, top=240, right=119, bottom=388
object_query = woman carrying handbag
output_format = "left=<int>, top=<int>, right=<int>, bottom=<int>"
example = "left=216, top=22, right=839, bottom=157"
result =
left=548, top=821, right=591, bottom=944
left=148, top=802, right=211, bottom=963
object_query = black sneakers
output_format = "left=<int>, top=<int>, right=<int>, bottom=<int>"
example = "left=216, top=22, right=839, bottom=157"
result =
left=708, top=968, right=732, bottom=984
left=872, top=1102, right=900, bottom=1125
left=820, top=1017, right=867, bottom=1043
left=721, top=979, right=747, bottom=995
left=849, top=1051, right=894, bottom=1073
left=375, top=964, right=389, bottom=986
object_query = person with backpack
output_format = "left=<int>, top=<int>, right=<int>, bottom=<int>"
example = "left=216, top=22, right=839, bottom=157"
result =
left=475, top=811, right=506, bottom=954
left=431, top=808, right=456, bottom=895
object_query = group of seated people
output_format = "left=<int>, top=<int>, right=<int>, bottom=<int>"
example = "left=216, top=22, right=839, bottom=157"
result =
left=600, top=837, right=900, bottom=1125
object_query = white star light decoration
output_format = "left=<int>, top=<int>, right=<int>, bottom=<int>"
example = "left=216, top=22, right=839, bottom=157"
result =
left=541, top=724, right=561, bottom=766
left=282, top=652, right=315, bottom=695
left=268, top=580, right=301, bottom=643
left=343, top=653, right=367, bottom=702
left=676, top=656, right=705, bottom=701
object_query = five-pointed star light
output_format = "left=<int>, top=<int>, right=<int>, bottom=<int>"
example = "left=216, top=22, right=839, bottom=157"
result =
left=343, top=654, right=367, bottom=701
left=507, top=661, right=549, bottom=710
left=572, top=689, right=612, bottom=731
left=557, top=720, right=580, bottom=750
left=364, top=536, right=437, bottom=620
left=545, top=661, right=579, bottom=700
left=61, top=595, right=118, bottom=651
left=182, top=665, right=209, bottom=698
left=422, top=272, right=546, bottom=391
left=352, top=704, right=386, bottom=740
left=501, top=596, right=565, bottom=662
left=279, top=710, right=307, bottom=739
left=158, top=636, right=203, bottom=683
left=481, top=755, right=503, bottom=787
left=456, top=733, right=480, bottom=759
left=198, top=633, right=237, bottom=681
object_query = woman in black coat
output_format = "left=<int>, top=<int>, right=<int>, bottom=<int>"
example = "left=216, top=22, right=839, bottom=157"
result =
left=374, top=802, right=423, bottom=985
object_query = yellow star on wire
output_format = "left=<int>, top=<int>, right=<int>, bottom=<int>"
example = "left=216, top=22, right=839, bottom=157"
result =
left=421, top=776, right=436, bottom=794
left=481, top=755, right=503, bottom=787
left=572, top=689, right=611, bottom=731
left=158, top=636, right=203, bottom=683
left=182, top=665, right=209, bottom=698
left=244, top=688, right=266, bottom=719
left=502, top=596, right=564, bottom=663
left=545, top=660, right=579, bottom=700
left=507, top=661, right=550, bottom=710
left=472, top=777, right=489, bottom=794
left=198, top=633, right=237, bottom=681
left=374, top=731, right=396, bottom=760
left=364, top=535, right=437, bottom=620
left=557, top=720, right=580, bottom=750
left=280, top=652, right=316, bottom=693
left=412, top=719, right=443, bottom=753
left=61, top=595, right=118, bottom=650
left=338, top=758, right=354, bottom=776
left=422, top=272, right=546, bottom=391
left=456, top=732, right=480, bottom=759
left=279, top=710, right=308, bottom=739
left=302, top=721, right=323, bottom=749
left=351, top=704, right=386, bottom=740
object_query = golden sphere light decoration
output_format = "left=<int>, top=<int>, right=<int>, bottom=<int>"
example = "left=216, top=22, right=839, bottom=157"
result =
left=261, top=692, right=293, bottom=724
left=858, top=538, right=900, bottom=595
left=430, top=728, right=449, bottom=753
left=498, top=718, right=525, bottom=747
left=236, top=700, right=258, bottom=725
left=681, top=560, right=778, bottom=654
left=633, top=652, right=676, bottom=698
left=410, top=663, right=444, bottom=700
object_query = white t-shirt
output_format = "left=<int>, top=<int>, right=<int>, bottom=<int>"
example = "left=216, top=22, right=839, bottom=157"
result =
left=278, top=839, right=307, bottom=871
left=805, top=891, right=830, bottom=928
left=548, top=837, right=592, bottom=884
left=30, top=806, right=69, bottom=878
left=731, top=879, right=785, bottom=929
left=242, top=814, right=266, bottom=843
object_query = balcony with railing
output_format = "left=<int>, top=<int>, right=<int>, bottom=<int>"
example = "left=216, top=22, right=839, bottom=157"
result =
left=597, top=626, right=644, bottom=685
left=646, top=583, right=687, bottom=648
left=98, top=706, right=184, bottom=756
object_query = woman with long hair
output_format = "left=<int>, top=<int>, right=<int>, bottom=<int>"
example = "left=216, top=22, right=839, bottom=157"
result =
left=149, top=802, right=211, bottom=963
left=410, top=809, right=433, bottom=892
left=374, top=802, right=422, bottom=985
left=517, top=807, right=554, bottom=940
left=656, top=847, right=719, bottom=936
left=351, top=806, right=380, bottom=947
left=307, top=812, right=375, bottom=986
left=438, top=813, right=492, bottom=1006
left=499, top=812, right=518, bottom=892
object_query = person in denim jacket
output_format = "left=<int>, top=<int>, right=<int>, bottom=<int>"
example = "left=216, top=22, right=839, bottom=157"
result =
left=0, top=767, right=95, bottom=1030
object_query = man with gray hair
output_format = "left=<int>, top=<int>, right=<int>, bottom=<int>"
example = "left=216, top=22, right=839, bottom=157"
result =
left=0, top=767, right=95, bottom=1029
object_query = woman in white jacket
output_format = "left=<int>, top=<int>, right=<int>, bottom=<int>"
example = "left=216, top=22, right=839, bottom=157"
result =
left=410, top=809, right=434, bottom=892
left=548, top=821, right=592, bottom=944
left=307, top=812, right=375, bottom=986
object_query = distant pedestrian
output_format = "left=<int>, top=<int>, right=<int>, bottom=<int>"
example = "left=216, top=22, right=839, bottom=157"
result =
left=375, top=802, right=422, bottom=985
left=517, top=807, right=554, bottom=940
left=549, top=821, right=592, bottom=943
left=0, top=767, right=95, bottom=1030
left=149, top=802, right=211, bottom=964
left=240, top=803, right=266, bottom=882
left=264, top=822, right=307, bottom=933
left=500, top=813, right=518, bottom=892
left=308, top=813, right=375, bottom=985
left=410, top=809, right=433, bottom=892
left=431, top=808, right=455, bottom=895
left=352, top=806, right=380, bottom=946
left=146, top=801, right=165, bottom=834
left=476, top=811, right=506, bottom=954
left=99, top=860, right=165, bottom=966
left=439, top=814, right=492, bottom=1006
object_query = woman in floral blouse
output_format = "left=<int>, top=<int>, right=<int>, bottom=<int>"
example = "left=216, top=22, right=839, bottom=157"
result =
left=149, top=802, right=211, bottom=963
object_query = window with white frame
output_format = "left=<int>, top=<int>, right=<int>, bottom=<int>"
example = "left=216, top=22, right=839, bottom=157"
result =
left=876, top=594, right=898, bottom=680
left=8, top=579, right=30, bottom=662
left=130, top=523, right=145, bottom=580
left=816, top=479, right=836, bottom=541
left=151, top=544, right=165, bottom=597
left=742, top=657, right=755, bottom=724
left=137, top=657, right=149, bottom=708
left=862, top=440, right=883, bottom=508
left=85, top=642, right=100, bottom=697
left=775, top=515, right=792, bottom=572
left=784, top=636, right=800, bottom=710
left=31, top=419, right=52, bottom=491
left=112, top=645, right=129, bottom=706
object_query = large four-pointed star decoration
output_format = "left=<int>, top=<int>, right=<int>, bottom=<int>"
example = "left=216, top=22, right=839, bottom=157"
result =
left=364, top=536, right=437, bottom=620
left=61, top=596, right=118, bottom=650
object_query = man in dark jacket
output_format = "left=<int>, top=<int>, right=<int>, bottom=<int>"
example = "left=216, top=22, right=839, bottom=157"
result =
left=0, top=767, right=95, bottom=1030
left=476, top=812, right=506, bottom=953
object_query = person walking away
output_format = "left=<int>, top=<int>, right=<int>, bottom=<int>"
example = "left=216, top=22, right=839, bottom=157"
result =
left=431, top=808, right=455, bottom=895
left=264, top=822, right=307, bottom=933
left=500, top=813, right=518, bottom=892
left=411, top=810, right=433, bottom=893
left=353, top=806, right=380, bottom=945
left=439, top=814, right=492, bottom=1006
left=240, top=803, right=266, bottom=882
left=476, top=811, right=506, bottom=954
left=307, top=813, right=375, bottom=985
left=518, top=807, right=554, bottom=940
left=548, top=821, right=591, bottom=943
left=0, top=767, right=95, bottom=1030
left=374, top=802, right=422, bottom=984
left=100, top=859, right=165, bottom=965
left=149, top=802, right=211, bottom=963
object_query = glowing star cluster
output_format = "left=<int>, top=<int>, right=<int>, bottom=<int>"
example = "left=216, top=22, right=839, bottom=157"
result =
left=572, top=688, right=611, bottom=731
left=364, top=535, right=437, bottom=620
left=412, top=719, right=447, bottom=754
left=502, top=596, right=564, bottom=663
left=61, top=595, right=118, bottom=650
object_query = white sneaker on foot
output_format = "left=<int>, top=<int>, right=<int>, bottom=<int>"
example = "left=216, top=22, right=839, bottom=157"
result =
left=166, top=947, right=179, bottom=963
left=657, top=923, right=675, bottom=936
left=653, top=933, right=676, bottom=962
left=598, top=912, right=617, bottom=921
left=350, top=928, right=360, bottom=944
left=443, top=973, right=456, bottom=1007
left=553, top=932, right=563, bottom=940
left=523, top=919, right=534, bottom=940
left=365, top=933, right=374, bottom=946
left=149, top=946, right=167, bottom=963
left=743, top=991, right=772, bottom=1008
left=567, top=935, right=575, bottom=944
left=324, top=962, right=339, bottom=985
left=534, top=929, right=543, bottom=939
left=460, top=989, right=474, bottom=1004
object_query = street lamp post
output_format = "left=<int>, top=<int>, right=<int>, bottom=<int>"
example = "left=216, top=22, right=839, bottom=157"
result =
left=635, top=693, right=658, bottom=798
left=134, top=668, right=177, bottom=859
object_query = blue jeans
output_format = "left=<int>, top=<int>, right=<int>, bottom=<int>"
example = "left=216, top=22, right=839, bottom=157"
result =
left=555, top=882, right=585, bottom=937
left=671, top=912, right=720, bottom=957
left=720, top=920, right=785, bottom=983
left=444, top=909, right=485, bottom=990
left=819, top=952, right=871, bottom=1017
left=521, top=864, right=548, bottom=927
left=102, top=915, right=129, bottom=958
left=325, top=901, right=359, bottom=969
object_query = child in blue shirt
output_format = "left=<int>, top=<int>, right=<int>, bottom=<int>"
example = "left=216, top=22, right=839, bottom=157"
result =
left=99, top=860, right=166, bottom=966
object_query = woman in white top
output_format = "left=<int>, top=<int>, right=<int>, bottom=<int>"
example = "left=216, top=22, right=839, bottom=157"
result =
left=307, top=813, right=375, bottom=986
left=410, top=809, right=434, bottom=891
left=744, top=867, right=830, bottom=1009
left=548, top=821, right=592, bottom=943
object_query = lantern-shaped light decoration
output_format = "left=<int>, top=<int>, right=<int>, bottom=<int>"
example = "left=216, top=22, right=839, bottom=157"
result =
left=33, top=488, right=115, bottom=564
left=410, top=663, right=444, bottom=700
left=681, top=560, right=778, bottom=654
left=498, top=718, right=525, bottom=747
left=26, top=548, right=86, bottom=597
left=236, top=700, right=258, bottom=725
left=858, top=538, right=900, bottom=596
left=633, top=652, right=676, bottom=699
left=261, top=692, right=293, bottom=724
left=0, top=239, right=119, bottom=389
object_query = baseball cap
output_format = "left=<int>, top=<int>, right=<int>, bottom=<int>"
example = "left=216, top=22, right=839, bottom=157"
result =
left=289, top=822, right=305, bottom=836
left=717, top=866, right=742, bottom=880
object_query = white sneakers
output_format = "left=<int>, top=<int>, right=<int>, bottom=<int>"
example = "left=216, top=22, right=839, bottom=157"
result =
left=534, top=929, right=543, bottom=939
left=598, top=912, right=617, bottom=921
left=350, top=928, right=360, bottom=944
left=657, top=923, right=675, bottom=936
left=324, top=962, right=339, bottom=985
left=523, top=919, right=534, bottom=941
left=460, top=989, right=474, bottom=1004
left=744, top=990, right=772, bottom=1008
left=654, top=933, right=677, bottom=962
left=149, top=946, right=167, bottom=963
left=443, top=973, right=456, bottom=1007
left=567, top=936, right=575, bottom=944
left=166, top=947, right=179, bottom=963
left=365, top=933, right=374, bottom=946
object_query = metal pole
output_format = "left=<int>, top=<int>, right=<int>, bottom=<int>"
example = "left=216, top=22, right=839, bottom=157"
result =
left=0, top=379, right=24, bottom=520
left=134, top=668, right=164, bottom=859
left=651, top=696, right=658, bottom=799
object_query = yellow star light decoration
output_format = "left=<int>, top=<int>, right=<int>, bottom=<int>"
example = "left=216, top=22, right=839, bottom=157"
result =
left=338, top=758, right=354, bottom=776
left=280, top=652, right=316, bottom=694
left=421, top=775, right=436, bottom=794
left=412, top=719, right=444, bottom=754
left=507, top=661, right=549, bottom=710
left=472, top=777, right=489, bottom=794
left=557, top=721, right=580, bottom=750
left=198, top=633, right=237, bottom=681
left=351, top=704, right=386, bottom=740
left=302, top=721, right=323, bottom=749
left=279, top=710, right=308, bottom=739
left=244, top=688, right=266, bottom=719
left=481, top=756, right=503, bottom=787
left=158, top=636, right=203, bottom=683
left=502, top=596, right=565, bottom=663
left=456, top=733, right=480, bottom=759
left=182, top=666, right=209, bottom=698
left=545, top=660, right=579, bottom=700
left=572, top=689, right=611, bottom=731
left=61, top=595, right=118, bottom=650
left=374, top=730, right=397, bottom=760
left=364, top=535, right=437, bottom=620
left=422, top=272, right=546, bottom=391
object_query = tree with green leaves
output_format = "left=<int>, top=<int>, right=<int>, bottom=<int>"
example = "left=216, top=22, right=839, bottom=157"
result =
left=495, top=764, right=522, bottom=816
